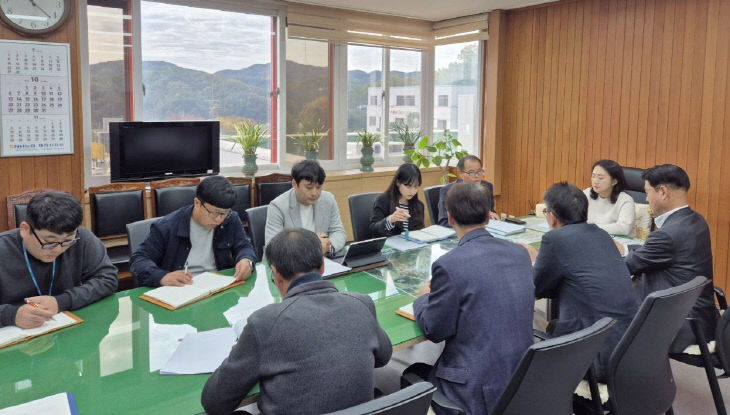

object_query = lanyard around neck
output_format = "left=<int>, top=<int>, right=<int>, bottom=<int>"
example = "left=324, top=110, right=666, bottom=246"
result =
left=22, top=244, right=56, bottom=296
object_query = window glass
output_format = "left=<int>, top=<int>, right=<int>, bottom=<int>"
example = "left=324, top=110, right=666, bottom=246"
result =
left=388, top=48, right=421, bottom=159
left=347, top=44, right=383, bottom=160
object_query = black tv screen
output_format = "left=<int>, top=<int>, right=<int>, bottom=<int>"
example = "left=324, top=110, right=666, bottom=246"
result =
left=110, top=121, right=220, bottom=182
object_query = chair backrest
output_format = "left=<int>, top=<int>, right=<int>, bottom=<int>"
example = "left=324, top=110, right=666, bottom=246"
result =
left=322, top=382, right=436, bottom=415
left=422, top=185, right=443, bottom=225
left=491, top=317, right=616, bottom=415
left=715, top=303, right=730, bottom=373
left=246, top=205, right=268, bottom=262
left=88, top=183, right=147, bottom=238
left=255, top=173, right=292, bottom=206
left=622, top=167, right=647, bottom=204
left=150, top=178, right=199, bottom=217
left=6, top=188, right=48, bottom=229
left=126, top=218, right=159, bottom=256
left=348, top=192, right=380, bottom=242
left=608, top=276, right=709, bottom=415
left=227, top=177, right=252, bottom=222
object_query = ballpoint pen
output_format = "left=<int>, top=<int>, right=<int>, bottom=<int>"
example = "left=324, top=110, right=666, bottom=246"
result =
left=24, top=299, right=55, bottom=321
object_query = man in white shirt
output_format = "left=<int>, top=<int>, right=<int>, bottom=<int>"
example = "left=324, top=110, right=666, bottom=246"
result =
left=264, top=160, right=346, bottom=256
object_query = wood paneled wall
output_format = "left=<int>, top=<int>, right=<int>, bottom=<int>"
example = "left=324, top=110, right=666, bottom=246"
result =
left=497, top=0, right=730, bottom=291
left=0, top=3, right=85, bottom=231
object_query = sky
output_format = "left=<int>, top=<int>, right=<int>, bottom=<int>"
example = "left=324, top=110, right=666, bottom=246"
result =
left=87, top=2, right=473, bottom=74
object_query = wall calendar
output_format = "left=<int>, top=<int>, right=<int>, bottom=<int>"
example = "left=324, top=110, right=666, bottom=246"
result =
left=0, top=40, right=73, bottom=157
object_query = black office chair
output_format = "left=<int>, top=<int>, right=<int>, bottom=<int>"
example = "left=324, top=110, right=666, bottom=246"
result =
left=126, top=218, right=160, bottom=257
left=246, top=205, right=268, bottom=262
left=422, top=185, right=443, bottom=225
left=255, top=173, right=292, bottom=206
left=322, top=382, right=436, bottom=415
left=581, top=276, right=710, bottom=415
left=402, top=318, right=615, bottom=415
left=6, top=188, right=48, bottom=229
left=348, top=192, right=380, bottom=242
left=622, top=167, right=647, bottom=204
left=670, top=288, right=729, bottom=415
left=230, top=181, right=252, bottom=223
left=150, top=178, right=199, bottom=217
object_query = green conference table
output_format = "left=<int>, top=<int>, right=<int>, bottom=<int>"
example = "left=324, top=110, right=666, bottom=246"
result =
left=0, top=239, right=464, bottom=414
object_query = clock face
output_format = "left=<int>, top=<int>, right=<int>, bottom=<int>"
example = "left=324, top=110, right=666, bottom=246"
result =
left=0, top=0, right=69, bottom=35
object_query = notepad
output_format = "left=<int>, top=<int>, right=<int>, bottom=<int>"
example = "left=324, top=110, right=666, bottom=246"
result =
left=486, top=220, right=526, bottom=236
left=0, top=312, right=82, bottom=349
left=160, top=327, right=237, bottom=375
left=385, top=235, right=427, bottom=252
left=140, top=272, right=243, bottom=310
left=396, top=303, right=415, bottom=321
left=0, top=392, right=79, bottom=415
left=407, top=225, right=456, bottom=243
left=323, top=257, right=352, bottom=278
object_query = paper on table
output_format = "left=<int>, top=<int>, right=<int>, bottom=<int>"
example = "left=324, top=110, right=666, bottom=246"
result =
left=323, top=257, right=352, bottom=277
left=408, top=225, right=456, bottom=243
left=396, top=303, right=415, bottom=321
left=143, top=272, right=235, bottom=309
left=486, top=220, right=526, bottom=235
left=160, top=327, right=237, bottom=375
left=0, top=392, right=77, bottom=415
left=385, top=235, right=426, bottom=252
left=526, top=221, right=550, bottom=233
left=0, top=312, right=78, bottom=347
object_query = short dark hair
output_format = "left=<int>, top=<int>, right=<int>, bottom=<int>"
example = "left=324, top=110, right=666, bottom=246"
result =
left=445, top=183, right=492, bottom=226
left=197, top=176, right=236, bottom=209
left=456, top=155, right=482, bottom=171
left=26, top=191, right=83, bottom=234
left=543, top=182, right=588, bottom=225
left=642, top=164, right=690, bottom=191
left=291, top=160, right=326, bottom=185
left=265, top=228, right=324, bottom=280
left=589, top=159, right=627, bottom=203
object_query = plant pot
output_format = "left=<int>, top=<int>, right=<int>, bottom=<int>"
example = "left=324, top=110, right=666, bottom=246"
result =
left=402, top=143, right=415, bottom=163
left=304, top=150, right=319, bottom=161
left=360, top=146, right=375, bottom=172
left=242, top=153, right=258, bottom=176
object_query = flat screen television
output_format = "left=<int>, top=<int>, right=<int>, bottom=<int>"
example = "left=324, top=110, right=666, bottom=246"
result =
left=110, top=121, right=220, bottom=182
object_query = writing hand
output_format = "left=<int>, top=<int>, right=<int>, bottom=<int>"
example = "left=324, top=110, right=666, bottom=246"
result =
left=161, top=270, right=193, bottom=286
left=234, top=259, right=253, bottom=281
left=15, top=304, right=54, bottom=328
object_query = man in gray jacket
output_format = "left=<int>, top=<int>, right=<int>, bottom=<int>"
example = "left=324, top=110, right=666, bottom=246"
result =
left=0, top=191, right=118, bottom=328
left=264, top=160, right=346, bottom=255
left=201, top=228, right=392, bottom=415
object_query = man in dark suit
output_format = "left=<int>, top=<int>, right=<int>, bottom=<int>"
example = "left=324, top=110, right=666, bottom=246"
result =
left=201, top=228, right=392, bottom=415
left=437, top=155, right=499, bottom=226
left=617, top=164, right=718, bottom=353
left=414, top=183, right=534, bottom=415
left=522, top=182, right=638, bottom=380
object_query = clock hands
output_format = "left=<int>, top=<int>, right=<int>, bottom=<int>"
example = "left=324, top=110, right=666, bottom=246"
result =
left=27, top=0, right=51, bottom=18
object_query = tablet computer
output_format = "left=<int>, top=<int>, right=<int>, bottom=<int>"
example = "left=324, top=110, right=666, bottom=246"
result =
left=338, top=237, right=388, bottom=268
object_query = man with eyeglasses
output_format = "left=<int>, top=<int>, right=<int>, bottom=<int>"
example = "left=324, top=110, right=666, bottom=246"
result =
left=130, top=176, right=255, bottom=287
left=0, top=191, right=118, bottom=328
left=437, top=155, right=500, bottom=227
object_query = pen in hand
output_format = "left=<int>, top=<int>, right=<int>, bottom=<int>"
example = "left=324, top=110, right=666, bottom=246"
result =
left=24, top=298, right=55, bottom=321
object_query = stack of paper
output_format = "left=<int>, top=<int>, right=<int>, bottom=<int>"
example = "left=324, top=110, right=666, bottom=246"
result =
left=486, top=220, right=526, bottom=236
left=160, top=327, right=237, bottom=375
left=408, top=225, right=456, bottom=243
left=0, top=312, right=81, bottom=349
left=385, top=235, right=427, bottom=252
left=141, top=272, right=237, bottom=310
left=0, top=393, right=78, bottom=415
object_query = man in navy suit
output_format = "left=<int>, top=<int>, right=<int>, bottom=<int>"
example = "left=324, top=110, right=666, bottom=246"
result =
left=437, top=155, right=499, bottom=226
left=522, top=182, right=638, bottom=380
left=414, top=183, right=534, bottom=415
left=617, top=164, right=718, bottom=353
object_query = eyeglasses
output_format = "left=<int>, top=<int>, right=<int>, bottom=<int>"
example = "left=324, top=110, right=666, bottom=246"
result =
left=198, top=198, right=230, bottom=219
left=30, top=225, right=79, bottom=250
left=542, top=208, right=551, bottom=216
left=463, top=169, right=485, bottom=177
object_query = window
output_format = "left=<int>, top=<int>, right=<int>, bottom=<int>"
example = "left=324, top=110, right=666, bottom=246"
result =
left=141, top=2, right=275, bottom=167
left=395, top=95, right=416, bottom=106
left=369, top=95, right=378, bottom=105
left=285, top=38, right=332, bottom=161
left=434, top=41, right=479, bottom=155
left=86, top=0, right=134, bottom=177
left=388, top=48, right=421, bottom=158
left=347, top=44, right=383, bottom=160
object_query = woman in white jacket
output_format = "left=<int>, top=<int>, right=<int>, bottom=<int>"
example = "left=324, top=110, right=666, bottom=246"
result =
left=584, top=159, right=636, bottom=236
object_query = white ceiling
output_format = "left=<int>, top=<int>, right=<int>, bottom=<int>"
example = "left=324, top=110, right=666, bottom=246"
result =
left=286, top=0, right=557, bottom=21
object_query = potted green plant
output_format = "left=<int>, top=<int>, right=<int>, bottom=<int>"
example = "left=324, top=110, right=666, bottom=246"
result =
left=392, top=119, right=420, bottom=163
left=224, top=121, right=268, bottom=176
left=294, top=120, right=328, bottom=161
left=357, top=130, right=382, bottom=172
left=406, top=129, right=467, bottom=183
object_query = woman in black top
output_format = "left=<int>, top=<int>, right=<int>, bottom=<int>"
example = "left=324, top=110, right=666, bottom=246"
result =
left=369, top=163, right=425, bottom=237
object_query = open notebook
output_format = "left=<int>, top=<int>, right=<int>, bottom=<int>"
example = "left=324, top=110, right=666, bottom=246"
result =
left=407, top=225, right=456, bottom=243
left=0, top=312, right=83, bottom=349
left=140, top=272, right=243, bottom=310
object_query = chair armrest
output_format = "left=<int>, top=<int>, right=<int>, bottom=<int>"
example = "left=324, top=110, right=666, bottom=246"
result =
left=430, top=389, right=467, bottom=415
left=533, top=329, right=551, bottom=341
left=715, top=287, right=727, bottom=310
